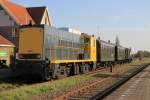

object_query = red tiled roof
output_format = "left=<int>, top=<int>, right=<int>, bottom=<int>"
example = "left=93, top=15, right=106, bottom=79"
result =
left=0, top=34, right=14, bottom=46
left=0, top=0, right=35, bottom=25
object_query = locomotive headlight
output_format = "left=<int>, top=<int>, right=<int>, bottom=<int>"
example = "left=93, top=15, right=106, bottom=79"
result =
left=37, top=54, right=41, bottom=59
left=19, top=54, right=23, bottom=59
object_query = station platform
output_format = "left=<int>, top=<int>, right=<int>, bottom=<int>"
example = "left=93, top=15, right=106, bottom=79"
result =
left=104, top=65, right=150, bottom=100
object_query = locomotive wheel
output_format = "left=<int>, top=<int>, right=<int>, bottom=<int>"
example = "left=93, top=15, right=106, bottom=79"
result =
left=42, top=65, right=51, bottom=81
left=80, top=64, right=89, bottom=74
left=76, top=63, right=80, bottom=75
left=85, top=64, right=90, bottom=73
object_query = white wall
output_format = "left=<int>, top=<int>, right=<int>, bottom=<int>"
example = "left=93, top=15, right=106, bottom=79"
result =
left=41, top=10, right=51, bottom=26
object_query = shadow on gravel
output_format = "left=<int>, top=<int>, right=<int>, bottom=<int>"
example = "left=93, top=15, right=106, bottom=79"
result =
left=0, top=69, right=43, bottom=85
left=92, top=73, right=111, bottom=78
left=129, top=64, right=140, bottom=67
left=0, top=75, right=44, bottom=85
left=92, top=73, right=129, bottom=79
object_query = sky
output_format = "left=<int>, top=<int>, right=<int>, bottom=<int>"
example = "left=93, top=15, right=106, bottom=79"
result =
left=12, top=0, right=150, bottom=53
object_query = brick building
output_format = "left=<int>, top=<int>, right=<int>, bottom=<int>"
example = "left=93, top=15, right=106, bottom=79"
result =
left=0, top=34, right=14, bottom=67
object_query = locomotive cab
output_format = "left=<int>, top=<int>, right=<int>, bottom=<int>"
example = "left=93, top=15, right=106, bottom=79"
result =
left=15, top=25, right=49, bottom=80
left=18, top=26, right=44, bottom=60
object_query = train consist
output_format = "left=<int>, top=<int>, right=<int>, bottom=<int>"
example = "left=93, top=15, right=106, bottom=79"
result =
left=12, top=25, right=132, bottom=80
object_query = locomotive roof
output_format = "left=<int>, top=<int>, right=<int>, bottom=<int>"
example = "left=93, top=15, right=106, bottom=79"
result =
left=100, top=39, right=115, bottom=46
left=99, top=39, right=128, bottom=49
left=20, top=25, right=81, bottom=36
left=117, top=45, right=127, bottom=50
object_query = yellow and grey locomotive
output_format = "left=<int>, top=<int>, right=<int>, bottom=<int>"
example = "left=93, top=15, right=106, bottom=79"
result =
left=15, top=25, right=97, bottom=80
left=13, top=25, right=131, bottom=80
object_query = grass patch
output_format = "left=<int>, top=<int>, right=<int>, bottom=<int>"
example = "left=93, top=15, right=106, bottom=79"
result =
left=0, top=59, right=149, bottom=100
left=0, top=83, right=21, bottom=91
left=130, top=58, right=150, bottom=65
left=0, top=75, right=93, bottom=100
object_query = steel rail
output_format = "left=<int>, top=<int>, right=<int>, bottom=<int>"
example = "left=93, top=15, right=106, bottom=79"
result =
left=90, top=63, right=150, bottom=100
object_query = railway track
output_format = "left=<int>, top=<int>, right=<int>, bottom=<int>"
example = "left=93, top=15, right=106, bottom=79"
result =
left=0, top=63, right=148, bottom=100
left=0, top=69, right=11, bottom=79
left=91, top=63, right=149, bottom=100
left=54, top=63, right=149, bottom=100
left=0, top=65, right=106, bottom=93
left=104, top=64, right=150, bottom=100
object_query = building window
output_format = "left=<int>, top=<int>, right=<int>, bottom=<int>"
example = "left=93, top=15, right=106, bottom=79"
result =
left=9, top=16, right=12, bottom=20
left=12, top=27, right=18, bottom=39
left=0, top=6, right=3, bottom=10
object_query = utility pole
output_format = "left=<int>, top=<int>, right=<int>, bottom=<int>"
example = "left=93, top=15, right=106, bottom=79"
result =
left=97, top=25, right=101, bottom=39
left=115, top=35, right=120, bottom=46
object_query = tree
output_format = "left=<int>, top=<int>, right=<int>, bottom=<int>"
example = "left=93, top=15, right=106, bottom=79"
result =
left=134, top=50, right=150, bottom=58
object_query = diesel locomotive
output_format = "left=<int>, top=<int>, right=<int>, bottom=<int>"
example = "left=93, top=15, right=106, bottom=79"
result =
left=13, top=25, right=131, bottom=80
